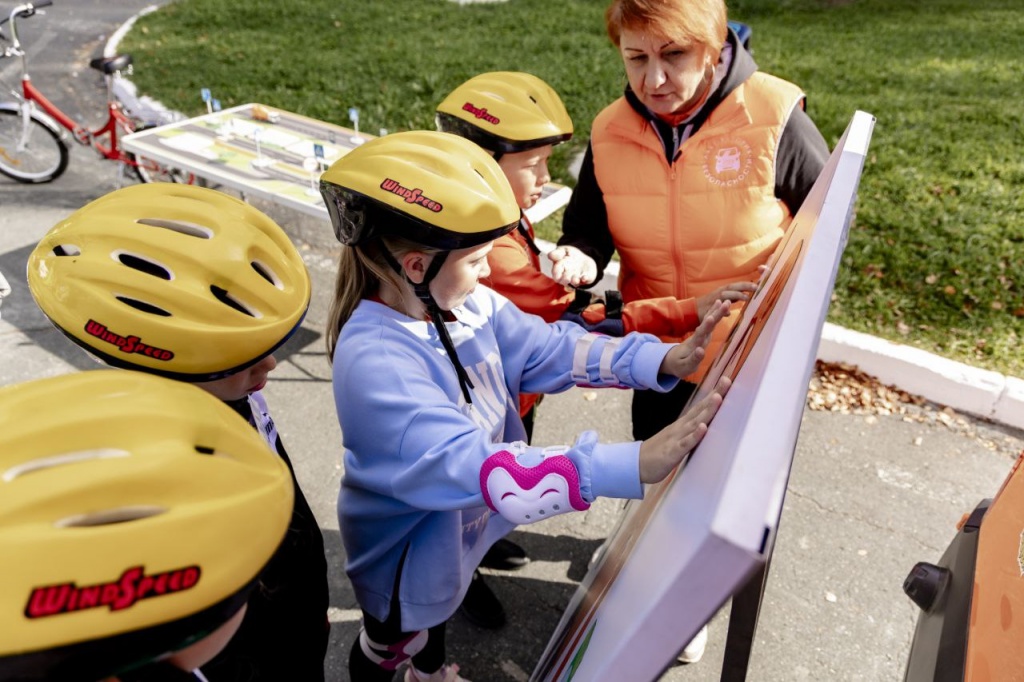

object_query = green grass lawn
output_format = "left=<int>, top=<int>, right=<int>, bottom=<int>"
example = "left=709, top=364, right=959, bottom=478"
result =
left=123, top=0, right=1024, bottom=376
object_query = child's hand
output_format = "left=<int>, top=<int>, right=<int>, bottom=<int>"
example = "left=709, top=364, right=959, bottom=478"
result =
left=658, top=300, right=730, bottom=378
left=696, top=280, right=758, bottom=319
left=548, top=246, right=597, bottom=288
left=639, top=376, right=731, bottom=483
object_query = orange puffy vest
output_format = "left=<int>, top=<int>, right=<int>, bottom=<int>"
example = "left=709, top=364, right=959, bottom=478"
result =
left=591, top=72, right=805, bottom=381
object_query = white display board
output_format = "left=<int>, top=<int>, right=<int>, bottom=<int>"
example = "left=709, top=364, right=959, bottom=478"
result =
left=532, top=110, right=877, bottom=682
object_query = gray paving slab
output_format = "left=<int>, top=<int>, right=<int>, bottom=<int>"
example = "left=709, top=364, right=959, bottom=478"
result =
left=2, top=4, right=1023, bottom=681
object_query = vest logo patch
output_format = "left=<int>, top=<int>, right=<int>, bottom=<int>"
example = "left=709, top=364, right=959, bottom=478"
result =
left=702, top=136, right=753, bottom=187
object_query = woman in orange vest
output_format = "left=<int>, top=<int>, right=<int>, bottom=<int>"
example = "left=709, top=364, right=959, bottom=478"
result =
left=435, top=70, right=757, bottom=633
left=550, top=0, right=829, bottom=443
left=547, top=0, right=830, bottom=663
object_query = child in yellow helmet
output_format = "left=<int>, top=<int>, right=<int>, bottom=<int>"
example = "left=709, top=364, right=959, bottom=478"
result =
left=319, top=129, right=731, bottom=682
left=26, top=184, right=330, bottom=682
left=0, top=370, right=294, bottom=682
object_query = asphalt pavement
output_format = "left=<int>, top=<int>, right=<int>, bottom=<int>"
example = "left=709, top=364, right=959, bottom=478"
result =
left=2, top=4, right=1023, bottom=681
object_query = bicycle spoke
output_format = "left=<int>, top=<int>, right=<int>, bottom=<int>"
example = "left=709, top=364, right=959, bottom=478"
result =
left=0, top=109, right=68, bottom=183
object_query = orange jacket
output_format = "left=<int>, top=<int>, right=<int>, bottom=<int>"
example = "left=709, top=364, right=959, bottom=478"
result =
left=483, top=217, right=701, bottom=417
left=590, top=72, right=805, bottom=381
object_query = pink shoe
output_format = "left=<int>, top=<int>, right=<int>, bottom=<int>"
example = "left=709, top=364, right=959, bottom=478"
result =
left=404, top=662, right=471, bottom=682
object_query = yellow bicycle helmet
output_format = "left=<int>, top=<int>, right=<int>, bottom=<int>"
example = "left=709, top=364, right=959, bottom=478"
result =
left=319, top=131, right=520, bottom=405
left=27, top=184, right=311, bottom=381
left=0, top=369, right=293, bottom=681
left=435, top=71, right=573, bottom=158
left=319, top=130, right=519, bottom=249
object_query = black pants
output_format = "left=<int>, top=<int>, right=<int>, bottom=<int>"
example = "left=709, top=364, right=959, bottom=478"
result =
left=202, top=467, right=330, bottom=681
left=348, top=549, right=448, bottom=680
left=631, top=381, right=699, bottom=441
left=521, top=403, right=538, bottom=444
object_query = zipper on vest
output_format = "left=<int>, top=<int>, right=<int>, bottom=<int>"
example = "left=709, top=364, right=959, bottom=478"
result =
left=669, top=164, right=682, bottom=296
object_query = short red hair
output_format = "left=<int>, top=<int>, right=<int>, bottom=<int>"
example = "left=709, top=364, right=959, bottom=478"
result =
left=605, top=0, right=727, bottom=61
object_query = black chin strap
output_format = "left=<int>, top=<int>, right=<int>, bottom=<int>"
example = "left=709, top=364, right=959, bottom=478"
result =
left=382, top=248, right=475, bottom=405
left=516, top=216, right=541, bottom=256
left=118, top=661, right=204, bottom=681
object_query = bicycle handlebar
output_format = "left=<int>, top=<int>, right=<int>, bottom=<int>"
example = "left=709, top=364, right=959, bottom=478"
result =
left=1, top=2, right=52, bottom=47
left=2, top=2, right=52, bottom=28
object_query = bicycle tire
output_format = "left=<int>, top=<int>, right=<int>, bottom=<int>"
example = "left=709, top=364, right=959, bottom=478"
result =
left=0, top=108, right=69, bottom=183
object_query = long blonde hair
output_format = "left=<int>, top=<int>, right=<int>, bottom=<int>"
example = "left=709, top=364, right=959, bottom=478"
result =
left=325, top=236, right=441, bottom=362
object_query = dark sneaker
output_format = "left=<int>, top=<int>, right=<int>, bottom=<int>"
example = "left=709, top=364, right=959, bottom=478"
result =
left=458, top=570, right=506, bottom=630
left=479, top=538, right=529, bottom=571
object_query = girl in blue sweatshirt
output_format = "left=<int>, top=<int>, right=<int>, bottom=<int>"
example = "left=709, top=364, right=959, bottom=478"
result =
left=319, top=131, right=731, bottom=682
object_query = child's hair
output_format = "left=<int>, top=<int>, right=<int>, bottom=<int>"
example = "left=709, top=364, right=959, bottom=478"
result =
left=605, top=0, right=727, bottom=61
left=326, top=236, right=441, bottom=360
left=27, top=183, right=311, bottom=382
left=0, top=369, right=293, bottom=681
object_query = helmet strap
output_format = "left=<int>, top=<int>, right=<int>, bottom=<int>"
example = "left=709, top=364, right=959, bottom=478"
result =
left=382, top=248, right=476, bottom=405
left=516, top=216, right=541, bottom=256
left=118, top=661, right=203, bottom=681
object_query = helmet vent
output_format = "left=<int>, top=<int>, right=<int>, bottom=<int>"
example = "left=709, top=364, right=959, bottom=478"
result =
left=251, top=260, right=283, bottom=289
left=136, top=218, right=214, bottom=240
left=3, top=448, right=129, bottom=482
left=529, top=95, right=538, bottom=104
left=116, top=296, right=172, bottom=317
left=56, top=506, right=166, bottom=528
left=52, top=244, right=81, bottom=257
left=211, top=285, right=260, bottom=318
left=195, top=445, right=216, bottom=455
left=116, top=252, right=173, bottom=280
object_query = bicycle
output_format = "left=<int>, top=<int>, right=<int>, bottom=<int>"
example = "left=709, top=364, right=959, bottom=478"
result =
left=0, top=1, right=187, bottom=184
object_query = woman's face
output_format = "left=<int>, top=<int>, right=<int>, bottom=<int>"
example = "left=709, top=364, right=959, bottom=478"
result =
left=497, top=145, right=553, bottom=210
left=429, top=241, right=493, bottom=310
left=619, top=27, right=712, bottom=117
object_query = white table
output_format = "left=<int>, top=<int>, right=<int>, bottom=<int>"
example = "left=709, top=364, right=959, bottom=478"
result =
left=122, top=103, right=572, bottom=224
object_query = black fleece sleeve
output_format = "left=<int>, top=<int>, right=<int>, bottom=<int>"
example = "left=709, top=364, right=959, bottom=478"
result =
left=557, top=142, right=616, bottom=286
left=775, top=104, right=831, bottom=214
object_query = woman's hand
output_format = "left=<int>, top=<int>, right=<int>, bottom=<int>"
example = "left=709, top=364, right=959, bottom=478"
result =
left=696, top=280, right=758, bottom=319
left=639, top=376, right=731, bottom=484
left=658, top=300, right=730, bottom=378
left=548, top=246, right=598, bottom=288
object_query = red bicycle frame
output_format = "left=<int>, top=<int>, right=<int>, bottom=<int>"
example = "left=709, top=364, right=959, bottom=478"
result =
left=21, top=74, right=136, bottom=162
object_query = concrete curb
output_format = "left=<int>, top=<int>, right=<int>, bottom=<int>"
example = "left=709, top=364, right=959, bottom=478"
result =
left=818, top=323, right=1024, bottom=430
left=106, top=9, right=1023, bottom=435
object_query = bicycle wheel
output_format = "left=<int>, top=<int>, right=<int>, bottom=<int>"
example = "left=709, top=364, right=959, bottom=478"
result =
left=0, top=108, right=70, bottom=183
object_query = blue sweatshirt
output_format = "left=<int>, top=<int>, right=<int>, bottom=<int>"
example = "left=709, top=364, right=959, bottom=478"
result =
left=332, top=285, right=678, bottom=631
